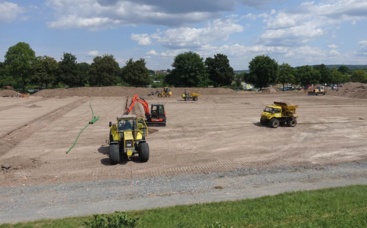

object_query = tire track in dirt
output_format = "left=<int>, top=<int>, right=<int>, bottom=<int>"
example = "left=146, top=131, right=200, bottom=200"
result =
left=0, top=97, right=47, bottom=112
left=0, top=98, right=88, bottom=157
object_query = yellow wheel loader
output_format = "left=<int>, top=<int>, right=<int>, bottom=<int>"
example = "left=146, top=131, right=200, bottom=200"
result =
left=260, top=102, right=298, bottom=128
left=308, top=85, right=326, bottom=95
left=157, top=87, right=172, bottom=97
left=108, top=115, right=149, bottom=164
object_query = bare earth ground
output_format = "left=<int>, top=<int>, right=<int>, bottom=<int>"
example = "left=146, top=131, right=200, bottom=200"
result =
left=1, top=84, right=367, bottom=223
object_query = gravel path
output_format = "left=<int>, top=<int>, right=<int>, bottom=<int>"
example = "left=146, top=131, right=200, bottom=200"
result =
left=1, top=161, right=367, bottom=224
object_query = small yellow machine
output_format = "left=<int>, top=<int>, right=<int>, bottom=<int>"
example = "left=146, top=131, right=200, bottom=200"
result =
left=158, top=87, right=172, bottom=97
left=109, top=115, right=149, bottom=164
left=260, top=102, right=298, bottom=128
left=182, top=89, right=200, bottom=101
left=308, top=85, right=326, bottom=95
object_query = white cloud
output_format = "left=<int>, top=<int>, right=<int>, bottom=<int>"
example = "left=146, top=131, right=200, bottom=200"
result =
left=356, top=40, right=367, bottom=56
left=146, top=50, right=158, bottom=56
left=258, top=0, right=367, bottom=47
left=359, top=40, right=367, bottom=47
left=46, top=0, right=232, bottom=29
left=88, top=50, right=99, bottom=56
left=0, top=2, right=24, bottom=22
left=328, top=44, right=338, bottom=49
left=131, top=34, right=151, bottom=45
left=133, top=18, right=242, bottom=49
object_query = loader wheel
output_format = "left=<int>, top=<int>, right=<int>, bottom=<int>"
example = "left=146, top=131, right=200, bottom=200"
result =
left=287, top=118, right=297, bottom=127
left=269, top=118, right=280, bottom=128
left=138, top=142, right=149, bottom=162
left=109, top=144, right=120, bottom=165
left=193, top=97, right=198, bottom=101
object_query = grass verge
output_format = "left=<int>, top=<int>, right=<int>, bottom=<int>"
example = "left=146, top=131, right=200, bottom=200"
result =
left=1, top=185, right=367, bottom=227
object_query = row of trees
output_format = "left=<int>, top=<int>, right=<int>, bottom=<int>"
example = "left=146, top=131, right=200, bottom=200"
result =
left=244, top=56, right=361, bottom=89
left=1, top=42, right=367, bottom=92
left=0, top=42, right=235, bottom=92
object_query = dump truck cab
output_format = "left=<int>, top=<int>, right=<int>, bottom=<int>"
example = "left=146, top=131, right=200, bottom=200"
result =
left=109, top=115, right=149, bottom=164
left=260, top=102, right=298, bottom=128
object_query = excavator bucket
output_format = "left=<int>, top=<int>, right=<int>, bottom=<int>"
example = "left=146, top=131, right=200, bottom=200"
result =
left=146, top=120, right=166, bottom=127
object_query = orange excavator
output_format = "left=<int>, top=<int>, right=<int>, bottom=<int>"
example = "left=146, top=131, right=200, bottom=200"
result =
left=124, top=95, right=166, bottom=126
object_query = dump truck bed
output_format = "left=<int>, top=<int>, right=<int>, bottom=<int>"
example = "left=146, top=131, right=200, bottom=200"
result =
left=273, top=101, right=298, bottom=111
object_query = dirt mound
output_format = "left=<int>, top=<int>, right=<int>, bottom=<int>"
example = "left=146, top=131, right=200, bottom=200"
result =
left=261, top=87, right=277, bottom=93
left=0, top=90, right=21, bottom=97
left=327, top=82, right=367, bottom=99
left=33, top=86, right=236, bottom=97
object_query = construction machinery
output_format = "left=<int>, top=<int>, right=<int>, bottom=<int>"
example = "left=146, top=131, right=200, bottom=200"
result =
left=308, top=85, right=326, bottom=95
left=125, top=95, right=166, bottom=126
left=158, top=87, right=172, bottom=97
left=109, top=115, right=149, bottom=164
left=260, top=101, right=298, bottom=128
left=182, top=89, right=200, bottom=101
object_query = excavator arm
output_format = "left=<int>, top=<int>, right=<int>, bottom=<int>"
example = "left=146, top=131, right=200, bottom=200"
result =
left=124, top=95, right=151, bottom=120
left=124, top=94, right=166, bottom=127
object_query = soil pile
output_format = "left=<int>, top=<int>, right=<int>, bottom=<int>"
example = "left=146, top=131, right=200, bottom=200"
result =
left=261, top=87, right=277, bottom=93
left=33, top=86, right=236, bottom=97
left=9, top=83, right=367, bottom=99
left=0, top=90, right=21, bottom=97
left=327, top=82, right=367, bottom=99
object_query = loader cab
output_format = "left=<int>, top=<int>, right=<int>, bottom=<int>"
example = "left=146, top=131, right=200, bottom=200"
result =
left=151, top=104, right=165, bottom=119
left=118, top=119, right=134, bottom=131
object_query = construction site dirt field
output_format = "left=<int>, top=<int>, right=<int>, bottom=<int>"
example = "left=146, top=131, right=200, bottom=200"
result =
left=1, top=85, right=367, bottom=223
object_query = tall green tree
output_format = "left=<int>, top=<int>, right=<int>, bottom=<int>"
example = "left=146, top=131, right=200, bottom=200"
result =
left=246, top=55, right=278, bottom=89
left=0, top=62, right=13, bottom=87
left=205, top=53, right=234, bottom=87
left=295, top=65, right=321, bottom=87
left=278, top=63, right=295, bottom=88
left=76, top=62, right=90, bottom=87
left=330, top=68, right=349, bottom=84
left=32, top=56, right=58, bottom=89
left=350, top=70, right=367, bottom=83
left=121, top=58, right=151, bottom=87
left=165, top=52, right=208, bottom=87
left=89, top=55, right=119, bottom=86
left=314, top=64, right=331, bottom=84
left=58, top=53, right=78, bottom=87
left=4, top=42, right=36, bottom=92
left=338, top=65, right=350, bottom=74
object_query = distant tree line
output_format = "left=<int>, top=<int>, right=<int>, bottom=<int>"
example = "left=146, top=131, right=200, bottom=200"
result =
left=1, top=42, right=367, bottom=92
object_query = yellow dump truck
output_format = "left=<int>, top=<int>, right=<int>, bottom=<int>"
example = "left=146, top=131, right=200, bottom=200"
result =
left=260, top=101, right=298, bottom=128
left=182, top=89, right=200, bottom=101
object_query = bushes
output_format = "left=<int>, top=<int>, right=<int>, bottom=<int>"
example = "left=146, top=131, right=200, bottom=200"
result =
left=85, top=211, right=139, bottom=228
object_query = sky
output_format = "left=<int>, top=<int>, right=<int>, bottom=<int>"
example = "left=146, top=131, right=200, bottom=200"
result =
left=0, top=0, right=367, bottom=70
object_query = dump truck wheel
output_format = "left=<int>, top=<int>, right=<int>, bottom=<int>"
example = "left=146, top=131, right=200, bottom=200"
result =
left=109, top=144, right=120, bottom=165
left=138, top=142, right=149, bottom=162
left=269, top=118, right=280, bottom=128
left=260, top=118, right=266, bottom=125
left=287, top=118, right=297, bottom=127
